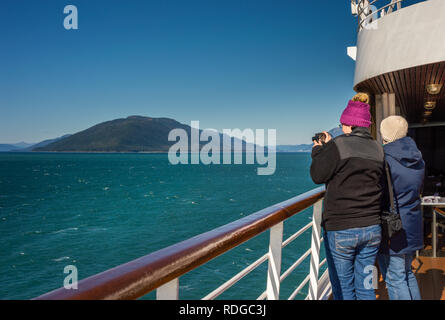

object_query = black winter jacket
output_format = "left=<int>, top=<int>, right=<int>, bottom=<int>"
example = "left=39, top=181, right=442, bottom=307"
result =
left=310, top=127, right=385, bottom=231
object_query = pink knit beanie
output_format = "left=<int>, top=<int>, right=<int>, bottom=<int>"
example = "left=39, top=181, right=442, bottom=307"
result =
left=340, top=100, right=372, bottom=128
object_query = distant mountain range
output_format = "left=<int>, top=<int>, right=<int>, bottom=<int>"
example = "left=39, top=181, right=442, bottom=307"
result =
left=0, top=144, right=22, bottom=152
left=11, top=142, right=34, bottom=149
left=1, top=116, right=312, bottom=153
left=0, top=142, right=37, bottom=152
left=274, top=144, right=313, bottom=153
left=0, top=135, right=72, bottom=152
left=20, top=135, right=72, bottom=152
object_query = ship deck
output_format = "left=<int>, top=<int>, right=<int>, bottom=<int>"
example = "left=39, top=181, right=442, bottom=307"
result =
left=376, top=232, right=445, bottom=300
left=376, top=256, right=445, bottom=300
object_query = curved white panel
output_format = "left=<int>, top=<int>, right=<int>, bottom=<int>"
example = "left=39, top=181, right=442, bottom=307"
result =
left=354, top=0, right=445, bottom=87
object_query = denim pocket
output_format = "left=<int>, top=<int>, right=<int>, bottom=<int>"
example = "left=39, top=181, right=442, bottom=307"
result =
left=334, top=232, right=359, bottom=253
left=368, top=229, right=382, bottom=247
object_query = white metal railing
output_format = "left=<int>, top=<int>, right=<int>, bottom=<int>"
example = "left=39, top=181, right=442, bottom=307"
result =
left=35, top=187, right=327, bottom=300
left=156, top=198, right=331, bottom=301
left=351, top=0, right=407, bottom=31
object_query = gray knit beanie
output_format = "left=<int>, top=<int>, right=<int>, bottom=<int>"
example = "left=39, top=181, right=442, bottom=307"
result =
left=380, top=116, right=408, bottom=144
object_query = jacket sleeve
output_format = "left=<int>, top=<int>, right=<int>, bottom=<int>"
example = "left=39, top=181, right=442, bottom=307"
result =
left=310, top=140, right=340, bottom=185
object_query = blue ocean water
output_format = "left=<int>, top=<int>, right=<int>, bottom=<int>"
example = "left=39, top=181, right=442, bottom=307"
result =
left=0, top=152, right=325, bottom=300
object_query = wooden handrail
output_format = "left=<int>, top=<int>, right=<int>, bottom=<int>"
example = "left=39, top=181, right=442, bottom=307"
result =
left=34, top=186, right=325, bottom=300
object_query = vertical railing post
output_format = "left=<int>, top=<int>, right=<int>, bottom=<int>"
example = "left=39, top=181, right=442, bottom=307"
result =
left=266, top=222, right=284, bottom=300
left=156, top=278, right=179, bottom=300
left=308, top=200, right=323, bottom=300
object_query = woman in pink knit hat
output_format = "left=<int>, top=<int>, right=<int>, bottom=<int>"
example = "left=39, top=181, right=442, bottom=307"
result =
left=310, top=93, right=385, bottom=300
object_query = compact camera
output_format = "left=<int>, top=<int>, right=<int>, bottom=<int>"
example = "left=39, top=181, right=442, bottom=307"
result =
left=312, top=132, right=327, bottom=144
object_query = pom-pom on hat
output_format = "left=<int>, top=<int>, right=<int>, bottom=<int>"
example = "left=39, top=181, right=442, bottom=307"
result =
left=352, top=92, right=370, bottom=104
left=380, top=115, right=408, bottom=144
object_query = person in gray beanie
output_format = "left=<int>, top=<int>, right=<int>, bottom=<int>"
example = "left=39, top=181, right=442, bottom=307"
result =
left=380, top=115, right=409, bottom=144
left=377, top=115, right=425, bottom=300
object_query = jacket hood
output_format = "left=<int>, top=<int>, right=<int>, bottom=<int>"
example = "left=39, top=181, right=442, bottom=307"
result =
left=384, top=136, right=424, bottom=169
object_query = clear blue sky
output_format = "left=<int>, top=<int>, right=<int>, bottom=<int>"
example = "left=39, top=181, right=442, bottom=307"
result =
left=0, top=0, right=359, bottom=145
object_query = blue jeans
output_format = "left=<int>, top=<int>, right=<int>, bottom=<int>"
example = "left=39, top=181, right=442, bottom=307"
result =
left=377, top=253, right=421, bottom=300
left=324, top=224, right=381, bottom=300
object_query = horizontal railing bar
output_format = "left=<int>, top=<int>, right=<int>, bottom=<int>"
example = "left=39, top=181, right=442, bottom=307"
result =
left=203, top=220, right=314, bottom=300
left=356, top=0, right=380, bottom=17
left=317, top=269, right=331, bottom=300
left=34, top=186, right=325, bottom=300
left=358, top=0, right=404, bottom=30
left=282, top=221, right=313, bottom=248
left=288, top=274, right=310, bottom=300
left=356, top=0, right=403, bottom=18
left=202, top=252, right=269, bottom=300
left=257, top=291, right=266, bottom=300
left=257, top=246, right=311, bottom=301
left=280, top=248, right=312, bottom=284
left=287, top=256, right=326, bottom=301
left=257, top=247, right=311, bottom=301
left=257, top=241, right=325, bottom=301
left=319, top=258, right=327, bottom=268
left=305, top=268, right=331, bottom=300
left=359, top=0, right=403, bottom=21
left=281, top=237, right=324, bottom=284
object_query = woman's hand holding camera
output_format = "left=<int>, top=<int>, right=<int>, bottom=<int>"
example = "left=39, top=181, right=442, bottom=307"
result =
left=312, top=131, right=331, bottom=148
